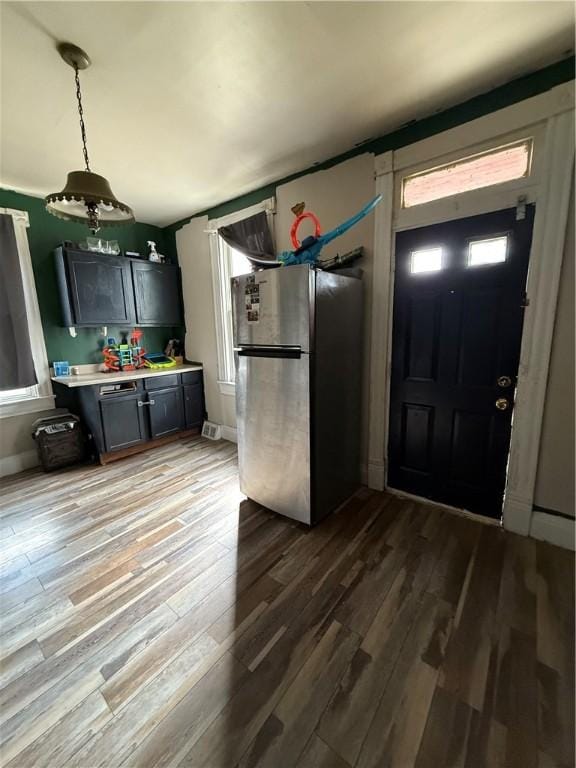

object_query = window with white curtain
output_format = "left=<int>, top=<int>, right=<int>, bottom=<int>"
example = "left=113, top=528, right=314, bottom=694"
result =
left=208, top=199, right=274, bottom=392
left=214, top=239, right=250, bottom=386
left=0, top=208, right=53, bottom=417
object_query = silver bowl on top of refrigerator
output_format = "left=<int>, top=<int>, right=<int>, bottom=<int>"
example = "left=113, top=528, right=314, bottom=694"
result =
left=231, top=263, right=363, bottom=526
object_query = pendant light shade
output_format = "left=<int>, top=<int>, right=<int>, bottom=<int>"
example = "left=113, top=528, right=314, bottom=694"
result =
left=45, top=43, right=134, bottom=233
left=45, top=171, right=134, bottom=226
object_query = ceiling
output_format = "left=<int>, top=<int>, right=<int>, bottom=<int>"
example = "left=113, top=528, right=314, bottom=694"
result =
left=1, top=2, right=574, bottom=227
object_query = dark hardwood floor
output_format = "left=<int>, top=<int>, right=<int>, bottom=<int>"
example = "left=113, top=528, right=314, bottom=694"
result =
left=0, top=436, right=573, bottom=767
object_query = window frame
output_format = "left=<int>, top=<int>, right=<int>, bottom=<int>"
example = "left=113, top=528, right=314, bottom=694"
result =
left=466, top=234, right=509, bottom=268
left=401, top=138, right=534, bottom=209
left=0, top=208, right=54, bottom=418
left=207, top=198, right=275, bottom=393
left=393, top=122, right=546, bottom=232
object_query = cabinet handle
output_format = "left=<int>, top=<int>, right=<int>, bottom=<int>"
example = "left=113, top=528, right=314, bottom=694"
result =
left=138, top=400, right=155, bottom=407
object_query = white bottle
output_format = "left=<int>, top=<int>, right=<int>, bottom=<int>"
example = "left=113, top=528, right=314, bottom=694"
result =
left=147, top=241, right=161, bottom=263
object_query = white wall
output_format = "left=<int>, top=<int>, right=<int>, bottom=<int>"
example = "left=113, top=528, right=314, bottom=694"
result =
left=0, top=410, right=53, bottom=476
left=534, top=182, right=575, bottom=518
left=276, top=155, right=376, bottom=471
left=176, top=154, right=376, bottom=457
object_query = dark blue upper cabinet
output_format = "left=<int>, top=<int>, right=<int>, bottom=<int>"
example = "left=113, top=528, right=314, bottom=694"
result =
left=54, top=247, right=183, bottom=327
left=55, top=247, right=135, bottom=326
left=131, top=261, right=183, bottom=327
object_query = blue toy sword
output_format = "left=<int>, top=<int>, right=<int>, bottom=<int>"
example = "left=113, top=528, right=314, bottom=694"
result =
left=277, top=194, right=382, bottom=266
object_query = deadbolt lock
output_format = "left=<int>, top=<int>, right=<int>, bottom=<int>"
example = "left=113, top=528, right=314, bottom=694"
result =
left=495, top=398, right=510, bottom=411
left=497, top=376, right=512, bottom=388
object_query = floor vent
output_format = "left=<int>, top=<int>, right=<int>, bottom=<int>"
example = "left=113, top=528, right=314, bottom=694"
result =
left=202, top=421, right=222, bottom=440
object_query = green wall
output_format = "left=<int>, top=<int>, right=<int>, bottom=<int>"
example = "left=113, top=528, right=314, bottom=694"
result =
left=162, top=55, right=575, bottom=259
left=0, top=188, right=183, bottom=365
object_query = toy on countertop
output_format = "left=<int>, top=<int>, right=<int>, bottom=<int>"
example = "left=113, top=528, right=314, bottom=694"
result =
left=143, top=353, right=177, bottom=369
left=277, top=195, right=382, bottom=267
left=102, top=329, right=146, bottom=372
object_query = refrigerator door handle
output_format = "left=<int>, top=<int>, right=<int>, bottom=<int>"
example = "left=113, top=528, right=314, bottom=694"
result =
left=236, top=346, right=302, bottom=359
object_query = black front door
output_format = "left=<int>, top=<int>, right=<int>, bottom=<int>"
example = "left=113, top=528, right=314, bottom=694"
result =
left=388, top=206, right=535, bottom=518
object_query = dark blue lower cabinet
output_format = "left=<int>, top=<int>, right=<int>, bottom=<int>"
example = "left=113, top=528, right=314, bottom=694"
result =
left=53, top=372, right=205, bottom=460
left=183, top=383, right=204, bottom=428
left=100, top=393, right=148, bottom=452
left=148, top=387, right=185, bottom=438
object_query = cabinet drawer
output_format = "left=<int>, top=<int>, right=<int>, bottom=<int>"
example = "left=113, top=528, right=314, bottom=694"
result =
left=96, top=380, right=143, bottom=398
left=145, top=374, right=180, bottom=390
left=181, top=370, right=203, bottom=385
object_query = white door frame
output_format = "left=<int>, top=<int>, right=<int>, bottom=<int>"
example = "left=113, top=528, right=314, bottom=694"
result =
left=367, top=81, right=575, bottom=538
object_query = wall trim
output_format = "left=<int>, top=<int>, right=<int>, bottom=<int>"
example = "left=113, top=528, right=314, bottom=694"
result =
left=12, top=212, right=53, bottom=401
left=221, top=425, right=237, bottom=443
left=0, top=449, right=39, bottom=478
left=217, top=381, right=236, bottom=397
left=530, top=510, right=575, bottom=550
left=367, top=461, right=385, bottom=491
left=367, top=159, right=393, bottom=494
left=503, top=108, right=575, bottom=535
left=0, top=206, right=29, bottom=226
left=533, top=504, right=575, bottom=522
left=0, top=394, right=55, bottom=419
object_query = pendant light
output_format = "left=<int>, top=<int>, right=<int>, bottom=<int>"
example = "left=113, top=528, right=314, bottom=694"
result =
left=45, top=42, right=134, bottom=233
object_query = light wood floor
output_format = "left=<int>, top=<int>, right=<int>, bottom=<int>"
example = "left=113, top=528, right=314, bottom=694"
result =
left=0, top=436, right=573, bottom=768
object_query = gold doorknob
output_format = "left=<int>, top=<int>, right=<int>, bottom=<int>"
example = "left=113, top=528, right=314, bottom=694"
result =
left=497, top=376, right=512, bottom=388
left=495, top=398, right=509, bottom=411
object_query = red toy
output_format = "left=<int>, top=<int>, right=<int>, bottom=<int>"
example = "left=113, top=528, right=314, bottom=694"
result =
left=290, top=210, right=322, bottom=249
left=102, top=329, right=146, bottom=372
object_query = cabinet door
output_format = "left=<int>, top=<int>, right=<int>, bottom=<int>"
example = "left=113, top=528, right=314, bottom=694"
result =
left=100, top=394, right=147, bottom=452
left=183, top=382, right=204, bottom=428
left=148, top=387, right=184, bottom=438
left=67, top=251, right=135, bottom=325
left=131, top=262, right=183, bottom=326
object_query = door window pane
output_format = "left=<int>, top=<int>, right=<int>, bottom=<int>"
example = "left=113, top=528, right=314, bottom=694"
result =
left=468, top=236, right=508, bottom=267
left=402, top=140, right=532, bottom=208
left=410, top=247, right=443, bottom=274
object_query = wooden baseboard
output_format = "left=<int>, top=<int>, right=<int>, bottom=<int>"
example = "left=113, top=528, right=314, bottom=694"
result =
left=99, top=428, right=201, bottom=465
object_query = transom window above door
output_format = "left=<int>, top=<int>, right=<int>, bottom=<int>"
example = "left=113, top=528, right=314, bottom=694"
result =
left=402, top=139, right=533, bottom=208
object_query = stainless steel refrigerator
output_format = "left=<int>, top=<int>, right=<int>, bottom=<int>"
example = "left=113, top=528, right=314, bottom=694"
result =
left=232, top=264, right=363, bottom=525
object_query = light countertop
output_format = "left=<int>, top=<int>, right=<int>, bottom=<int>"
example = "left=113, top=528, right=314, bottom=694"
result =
left=51, top=363, right=202, bottom=388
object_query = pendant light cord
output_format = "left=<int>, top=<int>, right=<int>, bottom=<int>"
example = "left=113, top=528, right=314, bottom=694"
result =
left=74, top=65, right=91, bottom=173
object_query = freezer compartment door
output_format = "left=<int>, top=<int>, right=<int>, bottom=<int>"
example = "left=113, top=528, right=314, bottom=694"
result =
left=236, top=352, right=311, bottom=523
left=232, top=264, right=313, bottom=351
